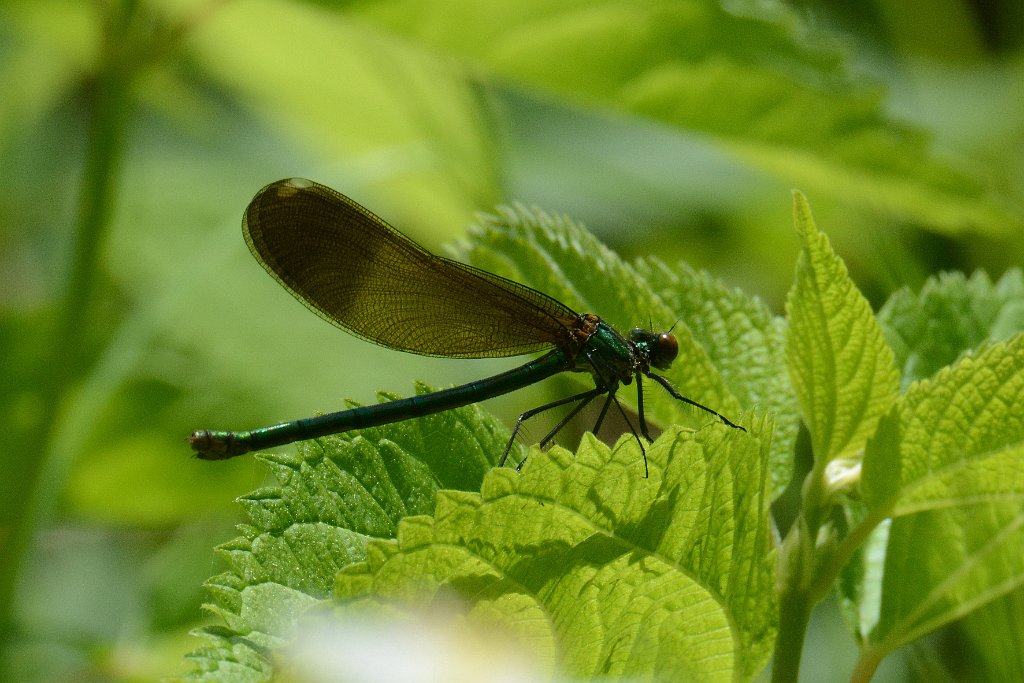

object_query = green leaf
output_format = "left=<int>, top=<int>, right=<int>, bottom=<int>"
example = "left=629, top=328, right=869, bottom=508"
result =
left=185, top=386, right=511, bottom=682
left=863, top=335, right=1024, bottom=512
left=187, top=412, right=773, bottom=681
left=635, top=256, right=798, bottom=499
left=335, top=423, right=775, bottom=681
left=839, top=271, right=1024, bottom=653
left=855, top=334, right=1024, bottom=656
left=956, top=585, right=1024, bottom=682
left=355, top=0, right=1022, bottom=234
left=785, top=191, right=899, bottom=463
left=457, top=204, right=744, bottom=436
left=878, top=269, right=1024, bottom=389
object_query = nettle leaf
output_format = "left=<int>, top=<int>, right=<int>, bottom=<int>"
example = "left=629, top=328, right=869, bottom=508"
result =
left=856, top=334, right=1024, bottom=656
left=785, top=192, right=900, bottom=463
left=636, top=256, right=798, bottom=499
left=335, top=423, right=774, bottom=681
left=456, top=205, right=745, bottom=443
left=879, top=269, right=1024, bottom=389
left=185, top=388, right=511, bottom=683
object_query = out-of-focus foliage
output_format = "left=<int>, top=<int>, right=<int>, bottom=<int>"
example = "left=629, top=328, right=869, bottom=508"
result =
left=0, top=0, right=1021, bottom=681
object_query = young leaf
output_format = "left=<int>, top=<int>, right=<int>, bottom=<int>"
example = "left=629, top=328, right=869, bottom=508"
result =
left=457, top=204, right=744, bottom=439
left=335, top=423, right=774, bottom=681
left=879, top=269, right=1024, bottom=389
left=785, top=191, right=899, bottom=463
left=856, top=334, right=1024, bottom=658
left=185, top=387, right=511, bottom=683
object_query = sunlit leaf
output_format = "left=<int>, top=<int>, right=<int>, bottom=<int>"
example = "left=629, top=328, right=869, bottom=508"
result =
left=185, top=389, right=509, bottom=682
left=856, top=335, right=1024, bottom=656
left=636, top=256, right=797, bottom=499
left=336, top=425, right=774, bottom=680
left=458, top=204, right=745, bottom=435
left=785, top=191, right=899, bottom=462
left=879, top=269, right=1024, bottom=389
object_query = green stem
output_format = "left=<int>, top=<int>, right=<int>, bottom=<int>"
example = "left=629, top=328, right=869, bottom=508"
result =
left=772, top=586, right=813, bottom=683
left=849, top=646, right=884, bottom=683
left=0, top=1, right=137, bottom=666
left=770, top=463, right=874, bottom=682
left=809, top=506, right=890, bottom=602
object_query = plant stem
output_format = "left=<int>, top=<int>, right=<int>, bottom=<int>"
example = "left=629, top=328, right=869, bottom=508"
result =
left=809, top=506, right=889, bottom=601
left=849, top=646, right=883, bottom=683
left=0, top=1, right=136, bottom=669
left=772, top=571, right=813, bottom=681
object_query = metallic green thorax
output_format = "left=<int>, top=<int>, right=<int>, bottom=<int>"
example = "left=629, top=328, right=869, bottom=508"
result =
left=573, top=319, right=641, bottom=383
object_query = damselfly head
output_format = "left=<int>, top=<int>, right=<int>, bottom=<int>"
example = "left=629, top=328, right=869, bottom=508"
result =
left=629, top=328, right=679, bottom=370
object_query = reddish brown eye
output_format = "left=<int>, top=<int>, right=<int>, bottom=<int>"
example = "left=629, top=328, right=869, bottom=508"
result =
left=651, top=333, right=678, bottom=370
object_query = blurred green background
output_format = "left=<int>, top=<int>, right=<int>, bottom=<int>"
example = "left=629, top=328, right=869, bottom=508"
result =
left=0, top=0, right=1021, bottom=680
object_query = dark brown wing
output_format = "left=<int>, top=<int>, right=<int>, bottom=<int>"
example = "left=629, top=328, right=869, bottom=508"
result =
left=242, top=178, right=579, bottom=358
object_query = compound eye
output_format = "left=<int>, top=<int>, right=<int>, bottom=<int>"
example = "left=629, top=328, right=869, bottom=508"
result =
left=651, top=332, right=678, bottom=370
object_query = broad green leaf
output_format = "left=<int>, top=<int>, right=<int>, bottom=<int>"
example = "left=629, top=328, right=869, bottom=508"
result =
left=187, top=412, right=773, bottom=681
left=185, top=386, right=511, bottom=682
left=785, top=192, right=899, bottom=462
left=457, top=205, right=744, bottom=437
left=336, top=423, right=774, bottom=681
left=355, top=0, right=1021, bottom=234
left=636, top=256, right=798, bottom=499
left=863, top=335, right=1024, bottom=511
left=957, top=585, right=1024, bottom=682
left=855, top=335, right=1024, bottom=657
left=878, top=269, right=1024, bottom=389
